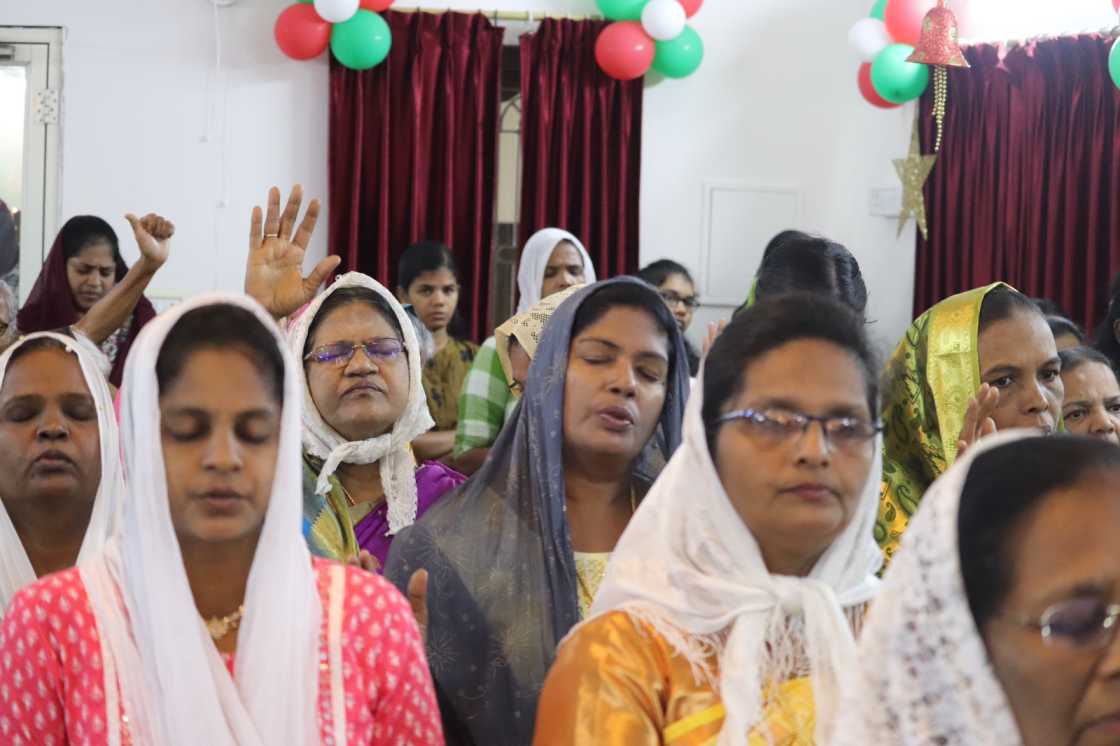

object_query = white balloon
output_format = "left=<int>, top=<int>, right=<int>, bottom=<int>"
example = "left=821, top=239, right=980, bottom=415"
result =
left=848, top=17, right=891, bottom=62
left=641, top=0, right=687, bottom=42
left=314, top=0, right=360, bottom=24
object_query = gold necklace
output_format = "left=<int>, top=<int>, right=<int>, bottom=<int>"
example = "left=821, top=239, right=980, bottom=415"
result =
left=204, top=605, right=245, bottom=641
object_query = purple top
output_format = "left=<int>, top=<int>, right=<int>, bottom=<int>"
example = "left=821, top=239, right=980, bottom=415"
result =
left=353, top=461, right=466, bottom=572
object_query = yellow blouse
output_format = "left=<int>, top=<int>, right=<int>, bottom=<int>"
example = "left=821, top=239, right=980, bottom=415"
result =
left=574, top=551, right=610, bottom=619
left=534, top=611, right=816, bottom=745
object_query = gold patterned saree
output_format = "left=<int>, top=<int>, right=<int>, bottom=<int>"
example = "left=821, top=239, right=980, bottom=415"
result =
left=878, top=283, right=1007, bottom=561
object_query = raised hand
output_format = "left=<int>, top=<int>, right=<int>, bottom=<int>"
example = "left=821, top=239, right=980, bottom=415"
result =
left=407, top=569, right=429, bottom=646
left=245, top=185, right=341, bottom=319
left=702, top=319, right=728, bottom=358
left=125, top=213, right=174, bottom=269
left=957, top=383, right=1000, bottom=458
left=348, top=549, right=382, bottom=574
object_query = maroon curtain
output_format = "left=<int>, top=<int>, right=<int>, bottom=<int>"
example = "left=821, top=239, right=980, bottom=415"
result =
left=519, top=19, right=643, bottom=279
left=914, top=35, right=1120, bottom=329
left=329, top=11, right=504, bottom=341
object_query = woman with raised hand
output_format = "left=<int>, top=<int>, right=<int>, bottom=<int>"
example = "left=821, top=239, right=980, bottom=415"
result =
left=17, top=212, right=174, bottom=384
left=534, top=293, right=884, bottom=745
left=243, top=186, right=463, bottom=572
left=0, top=331, right=125, bottom=612
left=835, top=433, right=1120, bottom=746
left=879, top=283, right=1062, bottom=560
left=386, top=277, right=689, bottom=745
left=0, top=295, right=443, bottom=745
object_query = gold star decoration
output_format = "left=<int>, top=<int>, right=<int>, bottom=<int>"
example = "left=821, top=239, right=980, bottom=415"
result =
left=893, top=118, right=938, bottom=240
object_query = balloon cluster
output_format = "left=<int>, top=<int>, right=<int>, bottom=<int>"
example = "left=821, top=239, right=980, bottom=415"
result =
left=275, top=0, right=394, bottom=70
left=594, top=0, right=705, bottom=81
left=849, top=0, right=936, bottom=109
left=1111, top=0, right=1120, bottom=90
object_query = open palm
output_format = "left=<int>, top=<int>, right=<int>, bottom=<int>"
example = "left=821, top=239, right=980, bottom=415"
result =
left=245, top=185, right=341, bottom=319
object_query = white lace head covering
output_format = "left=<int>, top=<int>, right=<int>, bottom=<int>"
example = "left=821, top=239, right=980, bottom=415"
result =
left=494, top=283, right=585, bottom=385
left=585, top=363, right=883, bottom=745
left=515, top=228, right=596, bottom=313
left=831, top=431, right=1027, bottom=746
left=80, top=293, right=321, bottom=746
left=0, top=331, right=124, bottom=611
left=288, top=272, right=434, bottom=534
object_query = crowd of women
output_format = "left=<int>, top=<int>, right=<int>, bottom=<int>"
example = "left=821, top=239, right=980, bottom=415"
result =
left=1, top=184, right=1119, bottom=745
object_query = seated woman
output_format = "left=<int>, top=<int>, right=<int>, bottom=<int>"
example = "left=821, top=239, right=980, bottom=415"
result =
left=397, top=241, right=478, bottom=462
left=244, top=186, right=463, bottom=570
left=452, top=228, right=596, bottom=474
left=17, top=213, right=173, bottom=384
left=637, top=259, right=702, bottom=376
left=879, top=283, right=1062, bottom=560
left=737, top=230, right=868, bottom=318
left=0, top=295, right=443, bottom=744
left=0, top=331, right=124, bottom=611
left=1059, top=346, right=1120, bottom=443
left=834, top=433, right=1120, bottom=745
left=534, top=293, right=884, bottom=746
left=386, top=278, right=690, bottom=745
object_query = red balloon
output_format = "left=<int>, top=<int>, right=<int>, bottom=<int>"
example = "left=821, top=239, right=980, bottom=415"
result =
left=360, top=0, right=394, bottom=10
left=678, top=0, right=703, bottom=18
left=275, top=4, right=331, bottom=61
left=858, top=62, right=900, bottom=109
left=1114, top=0, right=1119, bottom=12
left=884, top=0, right=937, bottom=46
left=595, top=21, right=655, bottom=81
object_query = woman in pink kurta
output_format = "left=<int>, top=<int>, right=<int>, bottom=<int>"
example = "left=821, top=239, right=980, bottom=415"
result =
left=0, top=290, right=444, bottom=746
left=0, top=559, right=439, bottom=746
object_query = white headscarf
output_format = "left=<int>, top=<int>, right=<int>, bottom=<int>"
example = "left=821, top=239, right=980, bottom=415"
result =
left=831, top=432, right=1026, bottom=746
left=80, top=293, right=321, bottom=746
left=287, top=272, right=434, bottom=535
left=515, top=228, right=596, bottom=313
left=0, top=331, right=124, bottom=611
left=586, top=366, right=883, bottom=745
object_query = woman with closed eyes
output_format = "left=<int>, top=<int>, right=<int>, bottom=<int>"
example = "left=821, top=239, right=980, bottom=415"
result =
left=242, top=186, right=464, bottom=572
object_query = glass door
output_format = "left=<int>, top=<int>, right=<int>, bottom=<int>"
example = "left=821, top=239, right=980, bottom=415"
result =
left=0, top=27, right=62, bottom=305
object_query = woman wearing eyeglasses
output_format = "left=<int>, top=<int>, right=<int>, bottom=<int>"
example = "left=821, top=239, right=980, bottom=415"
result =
left=637, top=260, right=702, bottom=377
left=244, top=186, right=464, bottom=571
left=835, top=433, right=1120, bottom=746
left=533, top=293, right=884, bottom=745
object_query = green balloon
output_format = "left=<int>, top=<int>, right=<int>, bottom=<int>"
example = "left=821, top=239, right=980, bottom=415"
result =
left=870, top=44, right=929, bottom=104
left=596, top=0, right=648, bottom=21
left=652, top=26, right=703, bottom=79
left=869, top=0, right=887, bottom=20
left=331, top=10, right=392, bottom=71
left=1111, top=38, right=1120, bottom=90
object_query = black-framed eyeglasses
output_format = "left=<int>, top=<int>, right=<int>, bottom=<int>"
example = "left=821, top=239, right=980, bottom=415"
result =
left=304, top=338, right=405, bottom=366
left=660, top=291, right=700, bottom=310
left=717, top=407, right=881, bottom=452
left=1007, top=598, right=1120, bottom=649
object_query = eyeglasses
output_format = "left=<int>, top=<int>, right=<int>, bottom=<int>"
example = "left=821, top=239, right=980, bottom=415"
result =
left=1008, top=598, right=1120, bottom=649
left=660, top=291, right=700, bottom=310
left=717, top=407, right=881, bottom=452
left=304, top=338, right=404, bottom=366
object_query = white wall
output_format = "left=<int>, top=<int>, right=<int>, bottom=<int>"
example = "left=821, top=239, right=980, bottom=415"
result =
left=6, top=0, right=1008, bottom=350
left=3, top=0, right=331, bottom=302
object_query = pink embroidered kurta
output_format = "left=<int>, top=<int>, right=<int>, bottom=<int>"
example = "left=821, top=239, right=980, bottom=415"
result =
left=0, top=558, right=442, bottom=745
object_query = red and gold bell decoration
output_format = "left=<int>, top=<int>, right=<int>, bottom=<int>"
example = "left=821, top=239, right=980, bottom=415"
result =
left=907, top=0, right=969, bottom=152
